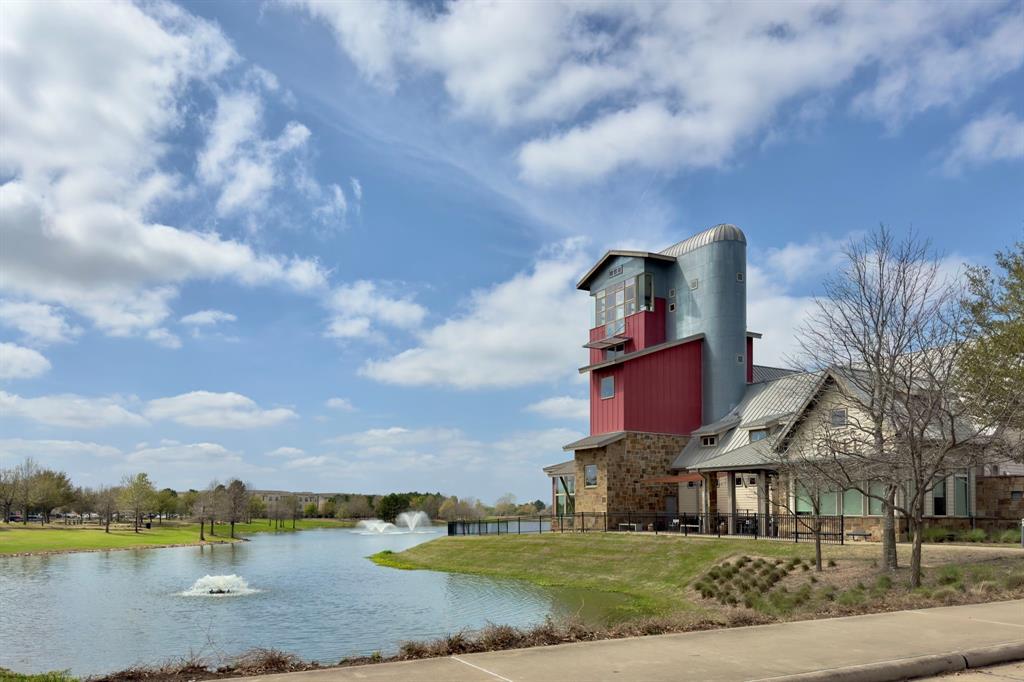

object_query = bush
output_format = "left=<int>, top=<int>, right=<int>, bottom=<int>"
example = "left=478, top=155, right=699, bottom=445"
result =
left=936, top=566, right=962, bottom=586
left=997, top=529, right=1020, bottom=544
left=827, top=559, right=837, bottom=567
left=972, top=581, right=999, bottom=596
left=875, top=575, right=893, bottom=591
left=837, top=589, right=864, bottom=607
left=931, top=586, right=959, bottom=604
left=1005, top=573, right=1024, bottom=590
left=957, top=528, right=986, bottom=543
left=923, top=526, right=953, bottom=543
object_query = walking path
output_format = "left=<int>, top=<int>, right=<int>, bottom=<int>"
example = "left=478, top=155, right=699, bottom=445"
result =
left=242, top=600, right=1024, bottom=682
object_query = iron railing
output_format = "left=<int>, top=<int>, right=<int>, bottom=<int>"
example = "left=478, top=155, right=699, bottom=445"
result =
left=448, top=512, right=846, bottom=544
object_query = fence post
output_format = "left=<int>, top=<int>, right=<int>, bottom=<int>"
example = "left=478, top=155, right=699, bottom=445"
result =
left=538, top=515, right=542, bottom=534
left=604, top=511, right=608, bottom=532
left=840, top=515, right=845, bottom=545
left=655, top=514, right=658, bottom=535
left=627, top=510, right=632, bottom=531
left=580, top=512, right=584, bottom=533
left=754, top=513, right=759, bottom=540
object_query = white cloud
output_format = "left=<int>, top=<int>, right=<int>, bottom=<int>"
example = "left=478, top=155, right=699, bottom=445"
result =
left=0, top=300, right=80, bottom=345
left=0, top=391, right=146, bottom=428
left=360, top=240, right=590, bottom=388
left=126, top=441, right=241, bottom=465
left=282, top=455, right=331, bottom=470
left=144, top=390, right=297, bottom=428
left=0, top=342, right=51, bottom=380
left=325, top=397, right=356, bottom=412
left=146, top=327, right=182, bottom=349
left=0, top=438, right=121, bottom=461
left=267, top=446, right=305, bottom=457
left=295, top=1, right=1024, bottom=185
left=180, top=309, right=238, bottom=326
left=349, top=177, right=362, bottom=201
left=0, top=1, right=332, bottom=346
left=525, top=396, right=589, bottom=421
left=325, top=280, right=427, bottom=339
left=941, top=110, right=1024, bottom=175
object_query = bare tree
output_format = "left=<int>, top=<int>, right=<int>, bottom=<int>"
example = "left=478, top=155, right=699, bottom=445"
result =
left=0, top=467, right=18, bottom=523
left=14, top=459, right=39, bottom=525
left=793, top=227, right=1012, bottom=585
left=223, top=479, right=249, bottom=538
left=282, top=494, right=300, bottom=529
left=94, top=485, right=120, bottom=533
left=119, top=473, right=156, bottom=533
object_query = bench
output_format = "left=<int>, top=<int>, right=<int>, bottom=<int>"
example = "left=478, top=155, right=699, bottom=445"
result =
left=846, top=530, right=871, bottom=541
left=617, top=523, right=642, bottom=532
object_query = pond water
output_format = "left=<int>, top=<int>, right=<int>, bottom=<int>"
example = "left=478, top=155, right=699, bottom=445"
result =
left=0, top=528, right=616, bottom=676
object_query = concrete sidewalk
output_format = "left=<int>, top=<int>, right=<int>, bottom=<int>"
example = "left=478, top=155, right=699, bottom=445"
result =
left=241, top=600, right=1024, bottom=682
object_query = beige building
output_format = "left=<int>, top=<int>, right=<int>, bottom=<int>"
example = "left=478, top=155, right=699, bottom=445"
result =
left=250, top=490, right=339, bottom=514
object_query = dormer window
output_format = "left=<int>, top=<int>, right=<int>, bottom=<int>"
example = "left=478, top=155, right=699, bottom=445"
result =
left=749, top=428, right=769, bottom=443
left=701, top=435, right=717, bottom=447
left=830, top=408, right=848, bottom=427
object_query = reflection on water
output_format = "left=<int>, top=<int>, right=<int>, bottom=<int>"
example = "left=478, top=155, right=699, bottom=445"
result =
left=0, top=529, right=614, bottom=676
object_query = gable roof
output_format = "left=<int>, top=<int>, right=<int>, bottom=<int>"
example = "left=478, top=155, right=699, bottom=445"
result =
left=751, top=364, right=800, bottom=383
left=673, top=370, right=823, bottom=470
left=575, top=250, right=676, bottom=290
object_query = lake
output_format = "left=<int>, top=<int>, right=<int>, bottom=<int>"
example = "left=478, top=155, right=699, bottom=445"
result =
left=0, top=528, right=613, bottom=676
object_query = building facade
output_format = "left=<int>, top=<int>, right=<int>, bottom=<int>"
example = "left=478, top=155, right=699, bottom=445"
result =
left=544, top=223, right=1023, bottom=537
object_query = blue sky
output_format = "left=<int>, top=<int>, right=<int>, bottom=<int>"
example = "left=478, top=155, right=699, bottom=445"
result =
left=1, top=1, right=1022, bottom=503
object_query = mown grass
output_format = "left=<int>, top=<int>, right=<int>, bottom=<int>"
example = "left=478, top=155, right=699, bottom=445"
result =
left=0, top=669, right=77, bottom=681
left=372, top=534, right=1024, bottom=621
left=0, top=518, right=354, bottom=555
left=373, top=534, right=828, bottom=618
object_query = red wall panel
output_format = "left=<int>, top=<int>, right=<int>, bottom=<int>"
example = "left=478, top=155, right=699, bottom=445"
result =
left=590, top=338, right=703, bottom=436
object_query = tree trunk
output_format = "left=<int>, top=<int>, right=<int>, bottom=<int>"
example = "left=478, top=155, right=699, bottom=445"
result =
left=104, top=514, right=110, bottom=533
left=209, top=518, right=215, bottom=536
left=199, top=516, right=205, bottom=542
left=814, top=517, right=823, bottom=571
left=881, top=487, right=898, bottom=571
left=909, top=493, right=926, bottom=588
left=230, top=520, right=235, bottom=539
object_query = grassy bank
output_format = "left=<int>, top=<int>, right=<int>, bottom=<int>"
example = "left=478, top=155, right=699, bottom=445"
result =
left=373, top=534, right=1024, bottom=620
left=0, top=518, right=354, bottom=556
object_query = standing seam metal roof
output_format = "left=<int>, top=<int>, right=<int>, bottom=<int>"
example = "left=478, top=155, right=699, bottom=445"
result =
left=659, top=223, right=746, bottom=257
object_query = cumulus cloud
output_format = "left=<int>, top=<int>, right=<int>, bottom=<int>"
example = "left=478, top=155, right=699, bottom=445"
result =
left=294, top=1, right=1024, bottom=185
left=941, top=110, right=1024, bottom=175
left=0, top=438, right=121, bottom=460
left=325, top=280, right=427, bottom=339
left=525, top=396, right=589, bottom=421
left=360, top=240, right=590, bottom=388
left=0, top=301, right=81, bottom=345
left=325, top=397, right=356, bottom=411
left=144, top=391, right=297, bottom=428
left=0, top=342, right=51, bottom=380
left=267, top=446, right=306, bottom=457
left=180, top=309, right=238, bottom=326
left=0, top=1, right=335, bottom=346
left=0, top=390, right=146, bottom=428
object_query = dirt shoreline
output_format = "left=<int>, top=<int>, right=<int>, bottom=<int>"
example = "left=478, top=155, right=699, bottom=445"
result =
left=0, top=537, right=242, bottom=559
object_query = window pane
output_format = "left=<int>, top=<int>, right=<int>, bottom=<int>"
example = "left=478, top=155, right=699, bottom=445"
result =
left=868, top=482, right=884, bottom=515
left=643, top=274, right=653, bottom=310
left=954, top=475, right=968, bottom=516
left=625, top=300, right=636, bottom=316
left=614, top=290, right=624, bottom=305
left=820, top=490, right=838, bottom=515
left=600, top=375, right=615, bottom=399
left=830, top=409, right=847, bottom=427
left=749, top=429, right=768, bottom=442
left=843, top=489, right=863, bottom=516
left=795, top=482, right=813, bottom=514
left=933, top=477, right=946, bottom=516
left=584, top=465, right=598, bottom=487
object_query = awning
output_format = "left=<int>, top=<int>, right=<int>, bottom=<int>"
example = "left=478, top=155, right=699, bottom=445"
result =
left=542, top=460, right=575, bottom=476
left=642, top=472, right=704, bottom=484
left=583, top=334, right=630, bottom=350
left=563, top=431, right=626, bottom=451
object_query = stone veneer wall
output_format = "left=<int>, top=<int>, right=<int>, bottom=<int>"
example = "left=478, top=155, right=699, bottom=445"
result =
left=573, top=432, right=689, bottom=515
left=975, top=476, right=1024, bottom=519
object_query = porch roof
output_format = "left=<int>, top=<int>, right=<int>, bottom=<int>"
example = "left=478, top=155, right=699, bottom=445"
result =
left=542, top=460, right=575, bottom=477
left=642, top=472, right=704, bottom=484
left=562, top=431, right=626, bottom=451
left=687, top=439, right=777, bottom=471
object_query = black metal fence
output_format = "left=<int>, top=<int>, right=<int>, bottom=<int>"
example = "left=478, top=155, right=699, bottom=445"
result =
left=448, top=512, right=846, bottom=544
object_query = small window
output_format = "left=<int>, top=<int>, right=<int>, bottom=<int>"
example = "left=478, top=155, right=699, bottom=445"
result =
left=737, top=354, right=744, bottom=364
left=1011, top=491, right=1022, bottom=501
left=736, top=272, right=745, bottom=282
left=830, top=408, right=848, bottom=427
left=734, top=475, right=742, bottom=485
left=668, top=288, right=676, bottom=298
left=748, top=476, right=757, bottom=486
left=701, top=435, right=717, bottom=447
left=668, top=302, right=676, bottom=312
left=686, top=481, right=696, bottom=488
left=600, top=375, right=615, bottom=399
left=749, top=428, right=768, bottom=442
left=584, top=464, right=598, bottom=488
left=605, top=344, right=625, bottom=360
left=689, top=278, right=699, bottom=291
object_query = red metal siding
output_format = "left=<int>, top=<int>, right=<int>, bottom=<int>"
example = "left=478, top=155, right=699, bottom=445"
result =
left=587, top=298, right=667, bottom=363
left=623, top=340, right=702, bottom=435
left=590, top=339, right=703, bottom=436
left=590, top=367, right=625, bottom=434
left=746, top=336, right=754, bottom=383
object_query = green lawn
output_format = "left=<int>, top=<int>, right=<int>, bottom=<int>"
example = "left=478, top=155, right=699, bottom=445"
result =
left=372, top=534, right=1024, bottom=620
left=0, top=517, right=355, bottom=555
left=374, top=534, right=826, bottom=616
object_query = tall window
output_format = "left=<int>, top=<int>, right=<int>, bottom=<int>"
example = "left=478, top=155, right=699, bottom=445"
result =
left=843, top=489, right=864, bottom=516
left=932, top=476, right=947, bottom=516
left=600, top=375, right=615, bottom=399
left=954, top=474, right=969, bottom=516
left=594, top=273, right=653, bottom=331
left=584, top=464, right=598, bottom=488
left=868, top=482, right=884, bottom=515
left=555, top=476, right=575, bottom=516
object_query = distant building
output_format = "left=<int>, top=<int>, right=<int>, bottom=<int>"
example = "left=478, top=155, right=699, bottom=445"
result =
left=250, top=490, right=339, bottom=514
left=545, top=223, right=1023, bottom=538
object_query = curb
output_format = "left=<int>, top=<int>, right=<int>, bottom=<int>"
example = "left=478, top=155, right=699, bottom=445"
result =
left=767, top=642, right=1024, bottom=682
